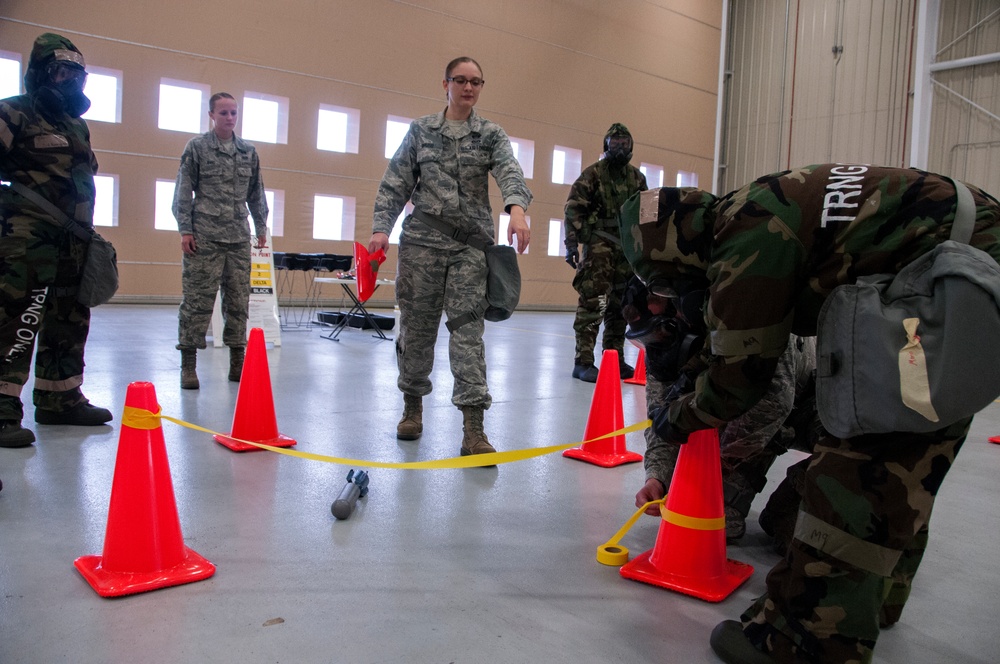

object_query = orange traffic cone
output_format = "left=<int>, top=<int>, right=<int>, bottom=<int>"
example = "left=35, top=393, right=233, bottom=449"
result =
left=74, top=381, right=216, bottom=597
left=624, top=348, right=647, bottom=386
left=563, top=350, right=643, bottom=467
left=989, top=436, right=1000, bottom=445
left=214, top=327, right=297, bottom=452
left=620, top=428, right=753, bottom=602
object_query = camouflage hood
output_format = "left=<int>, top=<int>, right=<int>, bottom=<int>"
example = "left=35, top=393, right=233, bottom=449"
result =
left=25, top=33, right=86, bottom=94
left=619, top=187, right=717, bottom=287
left=603, top=122, right=633, bottom=163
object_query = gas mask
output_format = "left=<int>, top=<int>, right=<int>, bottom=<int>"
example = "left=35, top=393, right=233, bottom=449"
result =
left=37, top=61, right=91, bottom=118
left=622, top=276, right=706, bottom=383
left=604, top=135, right=633, bottom=166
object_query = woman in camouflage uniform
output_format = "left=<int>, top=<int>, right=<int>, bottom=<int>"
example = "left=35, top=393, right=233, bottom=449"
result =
left=368, top=57, right=531, bottom=457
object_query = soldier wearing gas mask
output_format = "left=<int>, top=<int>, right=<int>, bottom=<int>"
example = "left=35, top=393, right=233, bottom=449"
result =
left=563, top=123, right=647, bottom=382
left=0, top=33, right=112, bottom=449
left=619, top=171, right=1000, bottom=664
left=621, top=276, right=819, bottom=544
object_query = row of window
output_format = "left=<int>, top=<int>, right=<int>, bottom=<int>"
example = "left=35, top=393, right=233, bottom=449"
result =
left=0, top=51, right=700, bottom=189
left=94, top=175, right=588, bottom=256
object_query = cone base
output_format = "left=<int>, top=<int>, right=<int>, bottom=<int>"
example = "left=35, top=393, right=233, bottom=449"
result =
left=213, top=432, right=297, bottom=452
left=562, top=446, right=642, bottom=467
left=74, top=546, right=216, bottom=598
left=619, top=548, right=753, bottom=603
left=623, top=375, right=646, bottom=386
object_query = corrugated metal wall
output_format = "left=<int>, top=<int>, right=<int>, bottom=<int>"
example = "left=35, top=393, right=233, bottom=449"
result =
left=931, top=2, right=1000, bottom=193
left=720, top=0, right=999, bottom=195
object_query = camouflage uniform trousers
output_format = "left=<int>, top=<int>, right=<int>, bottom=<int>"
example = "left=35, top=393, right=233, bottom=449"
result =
left=0, top=214, right=92, bottom=420
left=395, top=241, right=491, bottom=409
left=740, top=418, right=971, bottom=663
left=572, top=236, right=632, bottom=365
left=644, top=338, right=815, bottom=517
left=177, top=239, right=251, bottom=350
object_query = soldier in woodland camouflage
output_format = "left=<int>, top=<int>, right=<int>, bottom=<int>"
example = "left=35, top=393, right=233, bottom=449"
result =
left=0, top=33, right=114, bottom=448
left=172, top=92, right=268, bottom=389
left=369, top=57, right=531, bottom=457
left=619, top=165, right=1000, bottom=664
left=564, top=123, right=647, bottom=382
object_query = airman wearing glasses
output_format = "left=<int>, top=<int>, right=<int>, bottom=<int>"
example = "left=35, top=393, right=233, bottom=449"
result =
left=369, top=57, right=532, bottom=458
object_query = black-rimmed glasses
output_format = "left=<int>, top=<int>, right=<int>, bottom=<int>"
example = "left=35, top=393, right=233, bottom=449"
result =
left=447, top=76, right=485, bottom=88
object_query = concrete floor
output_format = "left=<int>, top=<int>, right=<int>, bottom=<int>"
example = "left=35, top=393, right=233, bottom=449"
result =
left=1, top=305, right=998, bottom=664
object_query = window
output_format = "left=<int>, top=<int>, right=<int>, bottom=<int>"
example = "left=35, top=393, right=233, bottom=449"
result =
left=548, top=219, right=566, bottom=257
left=82, top=66, right=122, bottom=124
left=389, top=203, right=413, bottom=245
left=242, top=92, right=289, bottom=144
left=551, top=146, right=582, bottom=185
left=676, top=170, right=699, bottom=188
left=508, top=137, right=535, bottom=179
left=498, top=214, right=530, bottom=254
left=317, top=104, right=360, bottom=154
left=0, top=51, right=22, bottom=99
left=154, top=179, right=179, bottom=231
left=640, top=163, right=664, bottom=189
left=158, top=79, right=210, bottom=134
left=92, top=174, right=118, bottom=227
left=260, top=189, right=284, bottom=237
left=313, top=194, right=356, bottom=241
left=384, top=116, right=413, bottom=159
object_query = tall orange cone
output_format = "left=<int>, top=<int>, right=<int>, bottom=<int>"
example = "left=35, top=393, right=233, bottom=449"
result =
left=214, top=327, right=297, bottom=452
left=619, top=428, right=753, bottom=602
left=74, top=381, right=215, bottom=597
left=624, top=348, right=647, bottom=386
left=563, top=349, right=642, bottom=467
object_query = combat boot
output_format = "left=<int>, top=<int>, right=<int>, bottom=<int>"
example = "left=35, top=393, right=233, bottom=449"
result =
left=396, top=394, right=422, bottom=440
left=35, top=401, right=112, bottom=426
left=0, top=420, right=35, bottom=448
left=180, top=349, right=199, bottom=390
left=619, top=358, right=635, bottom=380
left=229, top=346, right=245, bottom=382
left=460, top=405, right=496, bottom=458
left=710, top=621, right=778, bottom=664
left=724, top=505, right=747, bottom=543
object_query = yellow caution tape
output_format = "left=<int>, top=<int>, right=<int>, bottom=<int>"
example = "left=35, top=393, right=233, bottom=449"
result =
left=661, top=503, right=726, bottom=531
left=121, top=405, right=651, bottom=470
left=596, top=499, right=666, bottom=566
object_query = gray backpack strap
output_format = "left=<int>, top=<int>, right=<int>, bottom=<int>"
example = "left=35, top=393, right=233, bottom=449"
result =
left=8, top=180, right=93, bottom=242
left=950, top=179, right=976, bottom=245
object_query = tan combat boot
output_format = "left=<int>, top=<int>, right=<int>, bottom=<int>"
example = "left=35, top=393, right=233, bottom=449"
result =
left=229, top=346, right=245, bottom=382
left=180, top=349, right=199, bottom=390
left=460, top=406, right=496, bottom=457
left=396, top=394, right=422, bottom=440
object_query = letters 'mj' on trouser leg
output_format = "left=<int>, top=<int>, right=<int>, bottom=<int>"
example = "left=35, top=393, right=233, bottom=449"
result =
left=739, top=420, right=970, bottom=663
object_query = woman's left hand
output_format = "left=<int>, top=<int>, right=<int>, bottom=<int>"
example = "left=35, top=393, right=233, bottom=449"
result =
left=507, top=205, right=530, bottom=253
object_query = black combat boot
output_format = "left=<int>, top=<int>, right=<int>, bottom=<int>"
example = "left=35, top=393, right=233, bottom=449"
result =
left=229, top=346, right=245, bottom=382
left=572, top=363, right=599, bottom=382
left=180, top=349, right=199, bottom=390
left=710, top=621, right=778, bottom=664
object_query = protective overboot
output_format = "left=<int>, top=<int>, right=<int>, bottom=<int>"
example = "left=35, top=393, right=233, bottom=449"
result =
left=709, top=621, right=778, bottom=664
left=572, top=363, right=599, bottom=383
left=759, top=460, right=807, bottom=554
left=724, top=505, right=747, bottom=544
left=35, top=401, right=112, bottom=426
left=460, top=406, right=496, bottom=458
left=396, top=394, right=422, bottom=440
left=229, top=346, right=245, bottom=382
left=0, top=420, right=35, bottom=448
left=180, top=349, right=199, bottom=390
left=619, top=360, right=635, bottom=380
